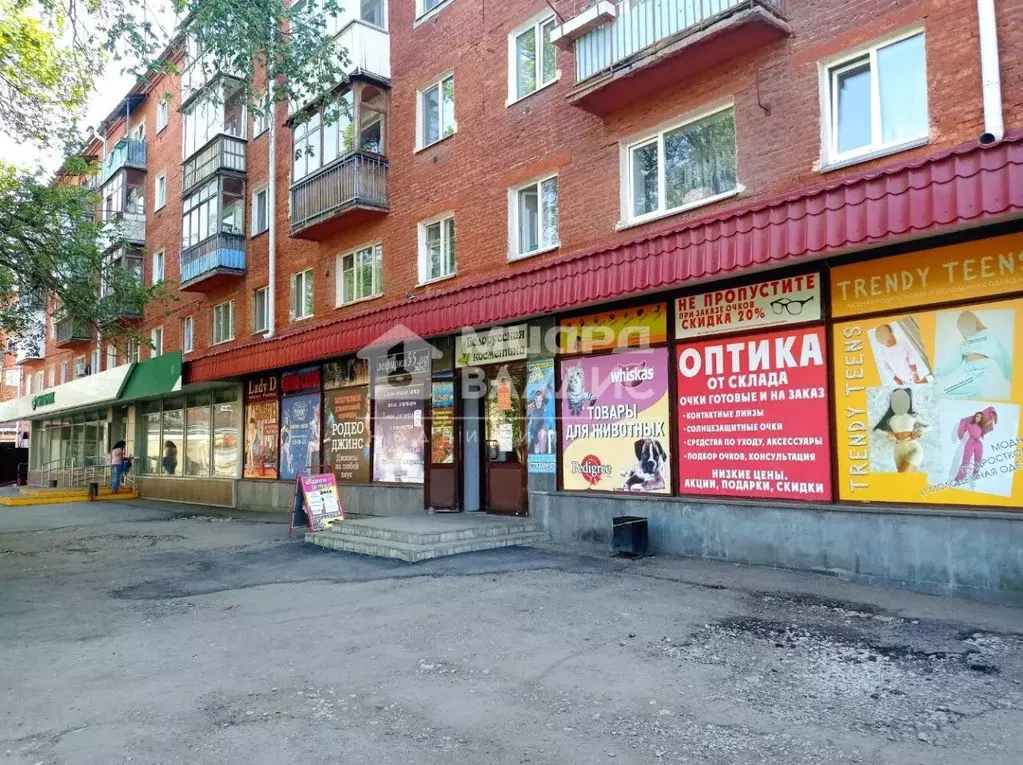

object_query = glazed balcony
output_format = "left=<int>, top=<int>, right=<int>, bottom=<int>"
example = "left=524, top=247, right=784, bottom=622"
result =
left=556, top=0, right=789, bottom=115
left=180, top=233, right=246, bottom=292
left=182, top=134, right=247, bottom=195
left=99, top=250, right=144, bottom=324
left=99, top=210, right=146, bottom=251
left=290, top=151, right=389, bottom=239
left=99, top=138, right=147, bottom=186
left=55, top=318, right=92, bottom=348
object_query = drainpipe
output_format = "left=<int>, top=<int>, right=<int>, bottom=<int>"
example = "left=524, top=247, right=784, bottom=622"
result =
left=264, top=97, right=277, bottom=340
left=977, top=0, right=1004, bottom=145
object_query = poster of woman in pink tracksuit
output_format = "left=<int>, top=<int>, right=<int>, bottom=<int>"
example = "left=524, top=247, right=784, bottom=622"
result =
left=952, top=407, right=998, bottom=483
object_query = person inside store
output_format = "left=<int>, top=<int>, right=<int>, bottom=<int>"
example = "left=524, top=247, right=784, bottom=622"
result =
left=162, top=440, right=178, bottom=475
left=109, top=440, right=131, bottom=493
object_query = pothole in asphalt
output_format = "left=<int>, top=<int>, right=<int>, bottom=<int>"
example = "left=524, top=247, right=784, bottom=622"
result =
left=660, top=617, right=1023, bottom=749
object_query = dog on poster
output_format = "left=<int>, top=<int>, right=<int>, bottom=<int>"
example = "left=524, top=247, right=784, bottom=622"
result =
left=620, top=438, right=667, bottom=491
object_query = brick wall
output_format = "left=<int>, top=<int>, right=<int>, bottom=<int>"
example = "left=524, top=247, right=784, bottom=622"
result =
left=22, top=0, right=1023, bottom=377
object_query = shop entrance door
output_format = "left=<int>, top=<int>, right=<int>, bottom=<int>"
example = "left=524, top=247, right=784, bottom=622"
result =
left=483, top=363, right=527, bottom=516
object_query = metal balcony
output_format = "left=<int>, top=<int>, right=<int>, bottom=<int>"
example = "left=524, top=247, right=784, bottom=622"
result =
left=55, top=318, right=92, bottom=348
left=100, top=138, right=147, bottom=186
left=182, top=134, right=247, bottom=194
left=99, top=211, right=146, bottom=250
left=290, top=151, right=389, bottom=239
left=180, top=233, right=246, bottom=291
left=558, top=0, right=789, bottom=115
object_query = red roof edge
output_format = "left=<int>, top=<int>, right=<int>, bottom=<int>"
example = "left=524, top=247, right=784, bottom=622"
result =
left=187, top=132, right=1023, bottom=383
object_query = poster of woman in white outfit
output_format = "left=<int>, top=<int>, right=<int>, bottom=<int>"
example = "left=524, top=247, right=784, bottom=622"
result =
left=869, top=387, right=939, bottom=474
left=869, top=318, right=932, bottom=386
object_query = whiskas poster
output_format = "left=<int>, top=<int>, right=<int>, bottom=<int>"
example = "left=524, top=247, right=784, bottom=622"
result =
left=280, top=393, right=321, bottom=480
left=677, top=326, right=832, bottom=501
left=559, top=348, right=671, bottom=493
left=526, top=359, right=556, bottom=474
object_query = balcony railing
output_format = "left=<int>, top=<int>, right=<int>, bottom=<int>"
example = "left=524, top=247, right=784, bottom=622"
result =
left=290, top=20, right=390, bottom=115
left=290, top=151, right=389, bottom=234
left=574, top=0, right=783, bottom=83
left=99, top=251, right=144, bottom=322
left=182, top=134, right=247, bottom=193
left=100, top=138, right=147, bottom=186
left=180, top=232, right=246, bottom=288
left=99, top=211, right=146, bottom=250
left=55, top=318, right=92, bottom=347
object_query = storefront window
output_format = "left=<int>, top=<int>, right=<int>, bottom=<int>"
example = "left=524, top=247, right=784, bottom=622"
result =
left=185, top=392, right=211, bottom=476
left=323, top=358, right=371, bottom=483
left=244, top=375, right=280, bottom=479
left=161, top=399, right=183, bottom=475
left=279, top=367, right=322, bottom=480
left=139, top=405, right=162, bottom=474
left=373, top=348, right=429, bottom=484
left=213, top=389, right=240, bottom=478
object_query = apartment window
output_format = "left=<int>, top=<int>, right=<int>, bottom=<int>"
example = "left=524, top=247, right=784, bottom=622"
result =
left=130, top=122, right=145, bottom=141
left=418, top=216, right=455, bottom=284
left=417, top=74, right=455, bottom=149
left=253, top=91, right=271, bottom=137
left=34, top=371, right=43, bottom=391
left=213, top=301, right=236, bottom=344
left=253, top=287, right=269, bottom=333
left=824, top=30, right=928, bottom=164
left=48, top=367, right=55, bottom=388
left=416, top=0, right=444, bottom=19
left=151, top=327, right=164, bottom=357
left=627, top=105, right=738, bottom=223
left=74, top=356, right=86, bottom=378
left=154, top=173, right=167, bottom=210
left=106, top=345, right=117, bottom=369
left=252, top=186, right=269, bottom=236
left=183, top=316, right=194, bottom=353
left=182, top=177, right=244, bottom=248
left=90, top=348, right=100, bottom=375
left=59, top=362, right=67, bottom=385
left=510, top=14, right=557, bottom=102
left=290, top=269, right=314, bottom=321
left=510, top=175, right=558, bottom=258
left=152, top=250, right=165, bottom=284
left=127, top=338, right=140, bottom=363
left=337, top=244, right=383, bottom=305
left=292, top=92, right=355, bottom=182
left=156, top=100, right=170, bottom=133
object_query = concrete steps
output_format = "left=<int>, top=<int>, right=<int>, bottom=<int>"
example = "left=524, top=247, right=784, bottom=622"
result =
left=305, top=515, right=549, bottom=562
left=0, top=489, right=140, bottom=507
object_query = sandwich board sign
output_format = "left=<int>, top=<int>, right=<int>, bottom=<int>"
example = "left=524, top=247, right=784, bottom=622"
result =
left=290, top=467, right=344, bottom=535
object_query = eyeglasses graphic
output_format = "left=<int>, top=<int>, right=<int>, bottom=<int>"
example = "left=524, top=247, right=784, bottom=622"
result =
left=770, top=296, right=815, bottom=316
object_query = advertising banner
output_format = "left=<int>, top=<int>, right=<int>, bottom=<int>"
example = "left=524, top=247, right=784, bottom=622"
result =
left=676, top=327, right=832, bottom=501
left=526, top=359, right=556, bottom=474
left=560, top=303, right=668, bottom=355
left=281, top=366, right=321, bottom=396
left=244, top=375, right=279, bottom=479
left=830, top=232, right=1023, bottom=318
left=431, top=381, right=455, bottom=464
left=297, top=473, right=344, bottom=532
left=323, top=358, right=369, bottom=389
left=559, top=348, right=672, bottom=493
left=676, top=274, right=821, bottom=339
left=323, top=386, right=371, bottom=482
left=456, top=325, right=528, bottom=367
left=373, top=377, right=427, bottom=483
left=833, top=295, right=1023, bottom=508
left=280, top=392, right=321, bottom=480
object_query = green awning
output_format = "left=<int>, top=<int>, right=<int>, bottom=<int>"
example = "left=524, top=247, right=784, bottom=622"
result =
left=118, top=351, right=183, bottom=402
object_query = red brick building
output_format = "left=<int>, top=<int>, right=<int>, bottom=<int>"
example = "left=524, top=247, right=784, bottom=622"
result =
left=5, top=0, right=1023, bottom=597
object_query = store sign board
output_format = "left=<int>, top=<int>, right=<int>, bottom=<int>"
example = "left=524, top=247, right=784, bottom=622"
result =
left=676, top=326, right=833, bottom=501
left=293, top=473, right=344, bottom=532
left=0, top=364, right=131, bottom=423
left=676, top=274, right=821, bottom=339
left=833, top=296, right=1023, bottom=509
left=560, top=303, right=668, bottom=354
left=456, top=325, right=529, bottom=367
left=281, top=366, right=321, bottom=396
left=245, top=374, right=279, bottom=402
left=830, top=232, right=1023, bottom=318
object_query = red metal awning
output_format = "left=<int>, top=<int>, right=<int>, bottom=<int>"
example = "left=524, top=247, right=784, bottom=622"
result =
left=188, top=132, right=1023, bottom=383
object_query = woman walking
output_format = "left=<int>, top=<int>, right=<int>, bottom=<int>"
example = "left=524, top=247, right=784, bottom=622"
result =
left=110, top=440, right=127, bottom=493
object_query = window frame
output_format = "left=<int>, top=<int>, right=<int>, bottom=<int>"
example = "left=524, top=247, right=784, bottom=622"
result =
left=290, top=268, right=315, bottom=322
left=252, top=91, right=271, bottom=137
left=182, top=316, right=194, bottom=354
left=251, top=185, right=269, bottom=237
left=508, top=173, right=559, bottom=260
left=156, top=100, right=170, bottom=133
left=620, top=102, right=740, bottom=227
left=336, top=242, right=384, bottom=306
left=152, top=250, right=165, bottom=284
left=212, top=300, right=236, bottom=345
left=154, top=172, right=167, bottom=211
left=417, top=213, right=457, bottom=285
left=415, top=72, right=456, bottom=151
left=415, top=0, right=452, bottom=23
left=151, top=327, right=164, bottom=357
left=819, top=27, right=929, bottom=169
left=507, top=12, right=559, bottom=106
left=253, top=286, right=269, bottom=333
left=59, top=362, right=67, bottom=385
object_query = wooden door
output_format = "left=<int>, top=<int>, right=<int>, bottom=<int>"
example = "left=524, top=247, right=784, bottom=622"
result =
left=484, top=363, right=527, bottom=516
